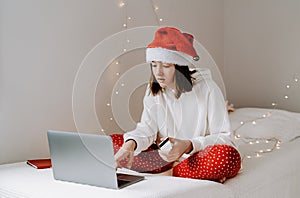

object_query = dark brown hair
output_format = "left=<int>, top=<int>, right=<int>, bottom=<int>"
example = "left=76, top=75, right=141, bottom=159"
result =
left=149, top=64, right=196, bottom=99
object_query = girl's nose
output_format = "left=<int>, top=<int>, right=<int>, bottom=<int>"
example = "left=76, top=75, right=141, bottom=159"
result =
left=156, top=65, right=163, bottom=75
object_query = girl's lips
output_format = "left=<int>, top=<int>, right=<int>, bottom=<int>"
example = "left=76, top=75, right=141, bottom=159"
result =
left=157, top=78, right=165, bottom=82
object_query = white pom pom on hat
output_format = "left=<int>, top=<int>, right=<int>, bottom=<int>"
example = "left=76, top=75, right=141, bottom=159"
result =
left=146, top=27, right=199, bottom=66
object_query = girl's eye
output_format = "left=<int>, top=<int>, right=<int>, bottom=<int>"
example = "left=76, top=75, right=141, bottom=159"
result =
left=163, top=65, right=170, bottom=68
left=151, top=64, right=157, bottom=67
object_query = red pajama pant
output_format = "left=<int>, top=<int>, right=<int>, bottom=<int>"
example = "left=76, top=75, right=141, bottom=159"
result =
left=110, top=134, right=241, bottom=181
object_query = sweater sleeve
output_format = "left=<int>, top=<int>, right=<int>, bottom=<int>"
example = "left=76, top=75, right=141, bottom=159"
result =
left=123, top=87, right=158, bottom=155
left=190, top=81, right=236, bottom=154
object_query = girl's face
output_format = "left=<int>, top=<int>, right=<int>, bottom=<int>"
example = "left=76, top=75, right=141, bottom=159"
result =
left=151, top=61, right=175, bottom=89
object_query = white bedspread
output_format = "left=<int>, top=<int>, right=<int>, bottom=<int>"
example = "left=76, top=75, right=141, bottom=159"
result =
left=0, top=162, right=233, bottom=198
left=226, top=137, right=300, bottom=198
left=1, top=138, right=300, bottom=198
left=1, top=107, right=300, bottom=198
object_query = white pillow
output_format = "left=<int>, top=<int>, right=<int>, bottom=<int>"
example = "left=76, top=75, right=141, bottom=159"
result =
left=229, top=107, right=300, bottom=143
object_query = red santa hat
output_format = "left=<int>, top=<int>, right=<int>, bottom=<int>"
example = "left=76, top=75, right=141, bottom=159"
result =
left=146, top=27, right=199, bottom=66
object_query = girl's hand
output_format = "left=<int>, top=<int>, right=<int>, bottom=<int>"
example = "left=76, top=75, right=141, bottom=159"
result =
left=114, top=140, right=136, bottom=169
left=158, top=137, right=192, bottom=162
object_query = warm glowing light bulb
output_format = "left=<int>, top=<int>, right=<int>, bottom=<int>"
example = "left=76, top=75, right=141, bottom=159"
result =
left=286, top=85, right=290, bottom=89
left=115, top=91, right=119, bottom=95
left=154, top=6, right=159, bottom=10
left=115, top=61, right=119, bottom=65
left=284, top=95, right=289, bottom=99
left=116, top=72, right=120, bottom=76
left=127, top=16, right=131, bottom=20
left=252, top=121, right=256, bottom=125
left=121, top=83, right=125, bottom=86
left=119, top=2, right=125, bottom=7
left=123, top=23, right=127, bottom=27
left=240, top=121, right=244, bottom=125
left=110, top=117, right=113, bottom=121
left=246, top=155, right=251, bottom=159
left=295, top=78, right=298, bottom=82
left=256, top=153, right=261, bottom=157
left=159, top=18, right=163, bottom=21
left=106, top=103, right=110, bottom=106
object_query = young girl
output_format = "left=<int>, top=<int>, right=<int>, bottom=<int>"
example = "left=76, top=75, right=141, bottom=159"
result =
left=113, top=27, right=241, bottom=183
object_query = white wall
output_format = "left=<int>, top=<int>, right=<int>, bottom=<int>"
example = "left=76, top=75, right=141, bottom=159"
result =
left=0, top=0, right=224, bottom=164
left=224, top=0, right=300, bottom=112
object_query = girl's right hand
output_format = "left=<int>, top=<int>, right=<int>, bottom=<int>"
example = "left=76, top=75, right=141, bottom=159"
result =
left=114, top=140, right=136, bottom=169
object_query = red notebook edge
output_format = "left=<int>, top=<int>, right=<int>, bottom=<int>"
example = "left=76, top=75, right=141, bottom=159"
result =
left=27, top=158, right=52, bottom=169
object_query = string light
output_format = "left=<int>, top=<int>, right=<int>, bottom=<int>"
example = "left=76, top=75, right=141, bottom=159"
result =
left=236, top=136, right=282, bottom=160
left=151, top=0, right=163, bottom=25
left=119, top=0, right=129, bottom=54
left=234, top=134, right=241, bottom=139
left=232, top=108, right=283, bottom=160
left=119, top=1, right=125, bottom=7
left=256, top=153, right=262, bottom=158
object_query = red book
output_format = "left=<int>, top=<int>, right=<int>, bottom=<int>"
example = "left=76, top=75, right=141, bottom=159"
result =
left=27, top=159, right=52, bottom=169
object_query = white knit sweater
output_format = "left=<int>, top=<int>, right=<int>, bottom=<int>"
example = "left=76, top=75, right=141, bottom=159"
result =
left=124, top=68, right=235, bottom=155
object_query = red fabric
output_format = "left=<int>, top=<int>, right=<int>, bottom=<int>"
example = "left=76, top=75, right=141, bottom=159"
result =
left=110, top=134, right=173, bottom=173
left=173, top=144, right=241, bottom=181
left=110, top=134, right=241, bottom=181
left=147, top=27, right=199, bottom=60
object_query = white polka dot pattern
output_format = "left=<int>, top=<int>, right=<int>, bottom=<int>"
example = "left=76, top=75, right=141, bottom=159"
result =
left=110, top=134, right=173, bottom=173
left=173, top=144, right=241, bottom=181
left=111, top=134, right=241, bottom=181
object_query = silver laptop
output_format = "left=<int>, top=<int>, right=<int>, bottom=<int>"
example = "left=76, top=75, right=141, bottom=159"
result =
left=47, top=130, right=144, bottom=189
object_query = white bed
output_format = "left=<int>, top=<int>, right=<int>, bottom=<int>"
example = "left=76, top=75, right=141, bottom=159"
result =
left=1, top=107, right=300, bottom=198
